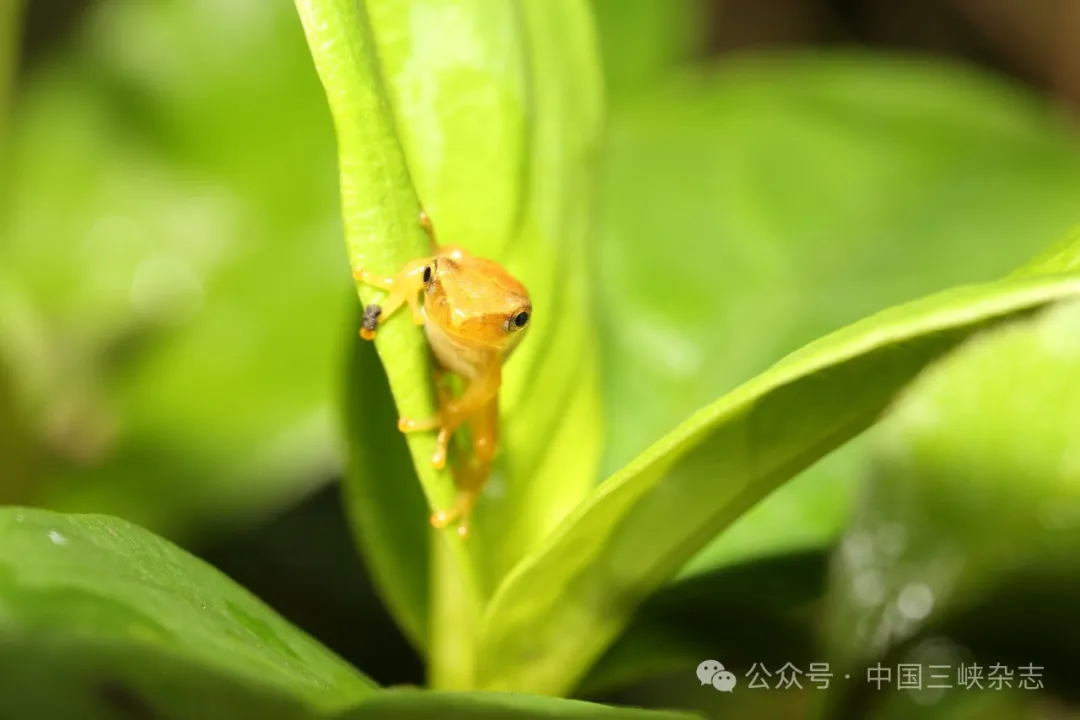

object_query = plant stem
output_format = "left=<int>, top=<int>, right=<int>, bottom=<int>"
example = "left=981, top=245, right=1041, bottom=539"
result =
left=429, top=530, right=477, bottom=689
left=293, top=0, right=481, bottom=688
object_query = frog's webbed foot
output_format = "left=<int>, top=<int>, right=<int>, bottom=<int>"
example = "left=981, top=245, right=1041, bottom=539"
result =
left=430, top=488, right=477, bottom=540
left=398, top=414, right=453, bottom=470
left=430, top=451, right=492, bottom=540
left=352, top=259, right=429, bottom=340
left=360, top=303, right=383, bottom=341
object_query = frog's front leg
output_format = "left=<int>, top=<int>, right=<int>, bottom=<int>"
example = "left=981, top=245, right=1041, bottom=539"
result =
left=398, top=359, right=501, bottom=470
left=352, top=257, right=431, bottom=340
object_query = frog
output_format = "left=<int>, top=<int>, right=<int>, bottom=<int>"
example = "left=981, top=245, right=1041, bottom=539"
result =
left=352, top=211, right=531, bottom=538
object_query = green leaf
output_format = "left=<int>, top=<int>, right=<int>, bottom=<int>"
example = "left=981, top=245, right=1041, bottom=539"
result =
left=293, top=0, right=443, bottom=501
left=591, top=0, right=705, bottom=103
left=477, top=272, right=1080, bottom=695
left=822, top=298, right=1080, bottom=717
left=0, top=639, right=323, bottom=720
left=1012, top=224, right=1080, bottom=278
left=582, top=52, right=1080, bottom=690
left=0, top=507, right=374, bottom=716
left=597, top=53, right=1080, bottom=580
left=309, top=0, right=604, bottom=686
left=339, top=690, right=702, bottom=720
left=580, top=551, right=826, bottom=697
left=0, top=0, right=352, bottom=539
left=357, top=0, right=605, bottom=588
left=294, top=0, right=481, bottom=689
left=342, top=328, right=430, bottom=650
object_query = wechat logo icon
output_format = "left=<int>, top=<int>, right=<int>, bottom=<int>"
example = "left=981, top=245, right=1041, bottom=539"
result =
left=696, top=659, right=737, bottom=692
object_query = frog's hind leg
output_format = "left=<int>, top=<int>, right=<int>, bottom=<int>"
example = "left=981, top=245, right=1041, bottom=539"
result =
left=399, top=358, right=501, bottom=470
left=428, top=368, right=457, bottom=469
left=429, top=398, right=498, bottom=539
left=430, top=470, right=483, bottom=540
left=398, top=366, right=456, bottom=468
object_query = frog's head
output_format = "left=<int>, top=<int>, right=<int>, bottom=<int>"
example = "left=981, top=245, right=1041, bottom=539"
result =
left=422, top=247, right=531, bottom=353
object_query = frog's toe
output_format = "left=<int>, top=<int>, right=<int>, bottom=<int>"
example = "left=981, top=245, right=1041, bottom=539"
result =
left=429, top=427, right=451, bottom=469
left=360, top=304, right=382, bottom=341
left=428, top=508, right=470, bottom=540
left=398, top=416, right=439, bottom=433
left=430, top=507, right=458, bottom=529
left=431, top=449, right=447, bottom=470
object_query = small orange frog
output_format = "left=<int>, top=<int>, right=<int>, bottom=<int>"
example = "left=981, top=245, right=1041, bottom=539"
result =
left=352, top=211, right=531, bottom=538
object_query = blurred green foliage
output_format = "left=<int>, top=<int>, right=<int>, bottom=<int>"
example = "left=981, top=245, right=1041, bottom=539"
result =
left=0, top=0, right=350, bottom=539
left=825, top=297, right=1080, bottom=718
left=1, top=0, right=1080, bottom=718
left=599, top=54, right=1080, bottom=579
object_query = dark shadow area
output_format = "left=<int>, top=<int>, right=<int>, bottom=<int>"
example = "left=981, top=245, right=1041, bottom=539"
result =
left=193, top=483, right=425, bottom=689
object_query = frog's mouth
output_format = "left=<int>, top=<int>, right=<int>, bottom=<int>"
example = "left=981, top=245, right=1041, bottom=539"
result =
left=423, top=317, right=490, bottom=378
left=425, top=309, right=526, bottom=348
left=424, top=314, right=527, bottom=378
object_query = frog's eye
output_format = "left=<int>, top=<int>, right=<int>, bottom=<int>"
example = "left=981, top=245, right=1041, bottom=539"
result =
left=423, top=259, right=438, bottom=287
left=508, top=310, right=530, bottom=332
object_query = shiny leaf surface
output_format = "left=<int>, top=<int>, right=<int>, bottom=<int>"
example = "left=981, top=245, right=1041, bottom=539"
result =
left=478, top=273, right=1080, bottom=695
left=0, top=507, right=375, bottom=716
